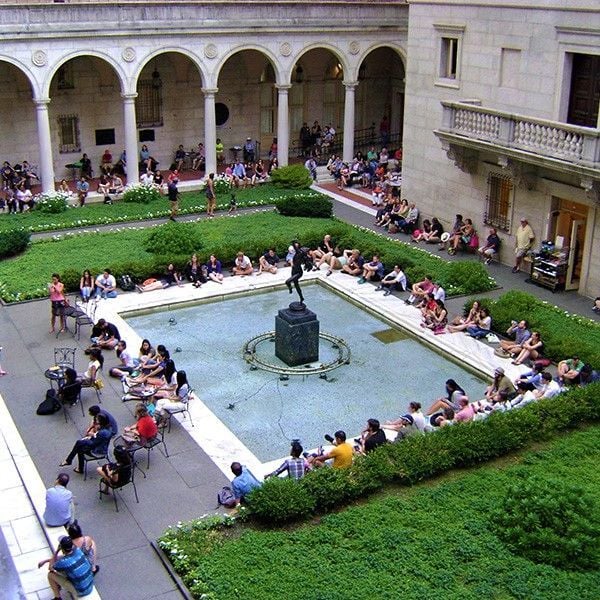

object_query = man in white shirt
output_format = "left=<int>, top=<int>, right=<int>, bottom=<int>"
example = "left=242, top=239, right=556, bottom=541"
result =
left=376, top=265, right=407, bottom=296
left=534, top=372, right=562, bottom=399
left=232, top=252, right=253, bottom=276
left=140, top=170, right=154, bottom=186
left=95, top=269, right=118, bottom=299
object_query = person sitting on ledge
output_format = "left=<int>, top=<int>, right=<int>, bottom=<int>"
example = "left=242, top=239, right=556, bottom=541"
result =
left=426, top=379, right=467, bottom=415
left=466, top=307, right=492, bottom=339
left=533, top=372, right=562, bottom=399
left=355, top=418, right=387, bottom=454
left=358, top=254, right=384, bottom=284
left=375, top=264, right=407, bottom=296
left=232, top=251, right=253, bottom=276
left=340, top=249, right=364, bottom=278
left=206, top=254, right=224, bottom=283
left=265, top=441, right=310, bottom=481
left=497, top=320, right=531, bottom=357
left=231, top=462, right=261, bottom=505
left=557, top=354, right=585, bottom=385
left=258, top=248, right=280, bottom=275
left=405, top=274, right=434, bottom=306
left=94, top=269, right=118, bottom=299
left=511, top=331, right=543, bottom=365
left=311, top=430, right=353, bottom=469
left=136, top=263, right=184, bottom=292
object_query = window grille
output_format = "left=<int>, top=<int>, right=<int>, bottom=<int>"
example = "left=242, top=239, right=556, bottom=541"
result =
left=484, top=173, right=512, bottom=232
left=136, top=80, right=163, bottom=128
left=57, top=114, right=80, bottom=153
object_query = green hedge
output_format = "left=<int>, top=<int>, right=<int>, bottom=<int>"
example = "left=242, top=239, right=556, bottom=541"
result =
left=244, top=383, right=600, bottom=524
left=0, top=213, right=496, bottom=302
left=467, top=290, right=600, bottom=366
left=275, top=194, right=333, bottom=218
left=269, top=164, right=313, bottom=189
left=0, top=229, right=30, bottom=259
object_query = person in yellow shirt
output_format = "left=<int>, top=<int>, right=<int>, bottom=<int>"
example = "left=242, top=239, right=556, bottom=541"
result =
left=513, top=218, right=535, bottom=273
left=216, top=138, right=224, bottom=165
left=313, top=430, right=353, bottom=469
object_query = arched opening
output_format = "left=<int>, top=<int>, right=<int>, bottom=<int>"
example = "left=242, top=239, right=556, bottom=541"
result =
left=216, top=49, right=277, bottom=164
left=49, top=55, right=123, bottom=183
left=356, top=47, right=406, bottom=154
left=0, top=62, right=37, bottom=189
left=136, top=52, right=203, bottom=175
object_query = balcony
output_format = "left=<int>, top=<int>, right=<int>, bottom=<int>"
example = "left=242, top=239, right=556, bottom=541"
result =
left=435, top=101, right=600, bottom=185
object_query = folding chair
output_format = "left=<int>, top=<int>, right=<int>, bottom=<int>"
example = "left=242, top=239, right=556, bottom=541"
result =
left=164, top=388, right=195, bottom=433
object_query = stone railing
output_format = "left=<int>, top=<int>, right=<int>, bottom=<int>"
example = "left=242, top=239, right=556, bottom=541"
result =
left=440, top=101, right=600, bottom=167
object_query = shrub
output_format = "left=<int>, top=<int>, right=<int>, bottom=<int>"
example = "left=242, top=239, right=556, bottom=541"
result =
left=492, top=475, right=600, bottom=571
left=33, top=192, right=69, bottom=214
left=0, top=229, right=30, bottom=258
left=275, top=194, right=333, bottom=218
left=244, top=383, right=600, bottom=524
left=122, top=183, right=163, bottom=204
left=143, top=221, right=203, bottom=256
left=247, top=477, right=316, bottom=523
left=270, top=164, right=313, bottom=189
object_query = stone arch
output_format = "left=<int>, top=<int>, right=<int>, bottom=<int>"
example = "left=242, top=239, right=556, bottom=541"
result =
left=356, top=42, right=407, bottom=76
left=134, top=47, right=208, bottom=90
left=0, top=54, right=37, bottom=96
left=288, top=42, right=350, bottom=84
left=42, top=49, right=127, bottom=98
left=214, top=44, right=283, bottom=87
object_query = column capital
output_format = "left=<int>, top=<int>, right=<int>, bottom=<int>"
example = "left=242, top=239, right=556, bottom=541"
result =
left=33, top=97, right=50, bottom=107
left=275, top=83, right=292, bottom=91
left=202, top=87, right=219, bottom=96
left=121, top=92, right=138, bottom=101
left=343, top=80, right=359, bottom=90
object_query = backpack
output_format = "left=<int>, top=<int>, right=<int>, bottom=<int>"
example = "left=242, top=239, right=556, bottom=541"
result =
left=119, top=274, right=135, bottom=291
left=217, top=486, right=237, bottom=508
left=37, top=389, right=61, bottom=415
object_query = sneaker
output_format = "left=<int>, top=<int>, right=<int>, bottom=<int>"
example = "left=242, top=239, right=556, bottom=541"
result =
left=326, top=270, right=332, bottom=277
left=357, top=277, right=366, bottom=284
left=404, top=299, right=412, bottom=305
left=324, top=434, right=334, bottom=443
left=383, top=289, right=391, bottom=296
left=484, top=258, right=491, bottom=265
left=511, top=267, right=519, bottom=273
left=375, top=286, right=383, bottom=292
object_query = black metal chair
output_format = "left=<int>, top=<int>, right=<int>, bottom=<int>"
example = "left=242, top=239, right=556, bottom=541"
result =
left=123, top=425, right=169, bottom=471
left=59, top=381, right=83, bottom=421
left=71, top=298, right=97, bottom=340
left=81, top=448, right=109, bottom=481
left=164, top=388, right=195, bottom=433
left=53, top=347, right=76, bottom=370
left=98, top=462, right=138, bottom=512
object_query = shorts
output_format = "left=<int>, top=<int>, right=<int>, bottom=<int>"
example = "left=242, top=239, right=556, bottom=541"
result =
left=338, top=256, right=348, bottom=267
left=51, top=300, right=65, bottom=316
left=515, top=247, right=528, bottom=258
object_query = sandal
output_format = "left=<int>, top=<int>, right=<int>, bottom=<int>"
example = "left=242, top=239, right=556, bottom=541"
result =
left=59, top=461, right=70, bottom=467
left=73, top=468, right=83, bottom=474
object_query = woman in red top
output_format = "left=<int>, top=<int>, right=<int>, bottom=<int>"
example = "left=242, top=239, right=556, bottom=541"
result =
left=122, top=403, right=157, bottom=444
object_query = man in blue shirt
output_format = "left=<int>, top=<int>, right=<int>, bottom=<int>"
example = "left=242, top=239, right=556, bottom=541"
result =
left=43, top=473, right=73, bottom=527
left=232, top=160, right=247, bottom=187
left=230, top=462, right=261, bottom=505
left=39, top=535, right=94, bottom=599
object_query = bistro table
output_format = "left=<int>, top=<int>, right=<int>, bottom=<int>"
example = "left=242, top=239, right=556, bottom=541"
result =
left=65, top=161, right=83, bottom=181
left=45, top=365, right=66, bottom=389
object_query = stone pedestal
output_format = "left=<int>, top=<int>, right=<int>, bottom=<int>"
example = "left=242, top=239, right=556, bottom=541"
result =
left=275, top=302, right=319, bottom=366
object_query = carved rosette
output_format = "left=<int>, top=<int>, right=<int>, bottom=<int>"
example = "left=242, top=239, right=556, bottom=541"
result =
left=279, top=42, right=292, bottom=57
left=121, top=47, right=136, bottom=63
left=348, top=41, right=360, bottom=55
left=204, top=44, right=218, bottom=60
left=32, top=50, right=47, bottom=67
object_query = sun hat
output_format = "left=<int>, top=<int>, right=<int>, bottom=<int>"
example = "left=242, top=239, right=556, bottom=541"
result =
left=441, top=232, right=451, bottom=242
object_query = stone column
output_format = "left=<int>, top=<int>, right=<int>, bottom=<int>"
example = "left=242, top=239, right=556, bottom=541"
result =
left=342, top=81, right=358, bottom=163
left=122, top=93, right=139, bottom=185
left=34, top=98, right=55, bottom=193
left=276, top=84, right=292, bottom=167
left=203, top=88, right=218, bottom=175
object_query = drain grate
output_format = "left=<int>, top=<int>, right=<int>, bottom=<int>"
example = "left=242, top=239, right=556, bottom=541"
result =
left=371, top=328, right=408, bottom=344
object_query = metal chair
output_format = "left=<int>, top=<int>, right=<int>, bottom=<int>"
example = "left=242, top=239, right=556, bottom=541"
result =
left=124, top=424, right=169, bottom=471
left=74, top=298, right=97, bottom=340
left=53, top=347, right=76, bottom=370
left=98, top=461, right=138, bottom=512
left=81, top=448, right=109, bottom=481
left=81, top=367, right=103, bottom=404
left=164, top=388, right=195, bottom=433
left=59, top=381, right=83, bottom=421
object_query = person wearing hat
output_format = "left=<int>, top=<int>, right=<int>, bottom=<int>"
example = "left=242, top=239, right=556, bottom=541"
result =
left=513, top=218, right=535, bottom=273
left=385, top=401, right=427, bottom=433
left=38, top=535, right=94, bottom=599
left=484, top=367, right=516, bottom=402
left=243, top=137, right=256, bottom=163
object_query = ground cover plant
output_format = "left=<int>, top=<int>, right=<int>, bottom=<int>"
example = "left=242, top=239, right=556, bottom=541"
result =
left=0, top=212, right=495, bottom=302
left=471, top=290, right=600, bottom=366
left=0, top=185, right=322, bottom=234
left=159, top=425, right=600, bottom=600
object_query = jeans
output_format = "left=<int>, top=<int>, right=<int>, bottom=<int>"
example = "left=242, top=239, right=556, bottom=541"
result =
left=467, top=326, right=490, bottom=339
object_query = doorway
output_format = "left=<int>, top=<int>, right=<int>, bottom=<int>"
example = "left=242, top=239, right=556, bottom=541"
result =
left=549, top=198, right=588, bottom=291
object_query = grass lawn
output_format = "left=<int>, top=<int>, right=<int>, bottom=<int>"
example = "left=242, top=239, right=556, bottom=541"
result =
left=160, top=426, right=600, bottom=600
left=0, top=185, right=313, bottom=233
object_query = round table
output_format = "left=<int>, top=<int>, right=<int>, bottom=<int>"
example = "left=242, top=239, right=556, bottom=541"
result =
left=45, top=366, right=66, bottom=389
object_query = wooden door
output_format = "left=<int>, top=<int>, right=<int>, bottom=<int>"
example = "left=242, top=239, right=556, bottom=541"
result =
left=567, top=53, right=600, bottom=127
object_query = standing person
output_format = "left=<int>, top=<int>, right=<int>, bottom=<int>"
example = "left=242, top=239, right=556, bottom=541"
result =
left=48, top=273, right=66, bottom=334
left=79, top=269, right=94, bottom=303
left=379, top=115, right=390, bottom=147
left=167, top=179, right=179, bottom=221
left=43, top=473, right=73, bottom=527
left=205, top=172, right=216, bottom=218
left=38, top=536, right=94, bottom=599
left=513, top=218, right=535, bottom=273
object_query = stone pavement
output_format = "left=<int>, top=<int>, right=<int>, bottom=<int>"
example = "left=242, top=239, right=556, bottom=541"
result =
left=0, top=190, right=597, bottom=599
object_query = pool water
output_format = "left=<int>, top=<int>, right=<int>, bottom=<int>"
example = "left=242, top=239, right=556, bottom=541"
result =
left=125, top=285, right=485, bottom=461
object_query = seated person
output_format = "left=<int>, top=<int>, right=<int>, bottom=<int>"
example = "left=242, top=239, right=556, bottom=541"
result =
left=80, top=153, right=93, bottom=178
left=97, top=444, right=132, bottom=495
left=511, top=331, right=543, bottom=365
left=533, top=372, right=562, bottom=399
left=86, top=405, right=119, bottom=437
left=478, top=228, right=501, bottom=264
left=448, top=301, right=481, bottom=333
left=355, top=418, right=387, bottom=454
left=186, top=253, right=206, bottom=288
left=174, top=145, right=186, bottom=171
left=232, top=160, right=249, bottom=188
left=115, top=150, right=127, bottom=175
left=340, top=249, right=364, bottom=277
left=421, top=299, right=448, bottom=333
left=154, top=370, right=190, bottom=419
left=466, top=307, right=492, bottom=339
left=385, top=401, right=427, bottom=433
left=117, top=403, right=158, bottom=446
left=232, top=252, right=253, bottom=276
left=405, top=275, right=434, bottom=305
left=59, top=413, right=112, bottom=473
left=311, top=430, right=353, bottom=469
left=484, top=367, right=516, bottom=401
left=109, top=173, right=124, bottom=195
left=140, top=169, right=154, bottom=186
left=514, top=362, right=545, bottom=392
left=310, top=235, right=335, bottom=263
left=439, top=214, right=464, bottom=251
left=454, top=397, right=477, bottom=422
left=358, top=255, right=384, bottom=284
left=252, top=160, right=267, bottom=185
left=431, top=406, right=455, bottom=428
left=384, top=413, right=420, bottom=440
left=258, top=248, right=280, bottom=275
left=499, top=320, right=531, bottom=357
left=109, top=340, right=136, bottom=378
left=128, top=348, right=176, bottom=389
left=97, top=174, right=111, bottom=196
left=427, top=379, right=467, bottom=415
left=447, top=218, right=476, bottom=255
left=375, top=265, right=407, bottom=296
left=579, top=364, right=600, bottom=386
left=100, top=148, right=113, bottom=174
left=16, top=183, right=35, bottom=211
left=397, top=202, right=419, bottom=234
left=192, top=143, right=205, bottom=170
left=420, top=217, right=444, bottom=244
left=95, top=269, right=118, bottom=299
left=58, top=368, right=82, bottom=407
left=265, top=441, right=310, bottom=481
left=206, top=254, right=224, bottom=283
left=136, top=263, right=184, bottom=292
left=557, top=355, right=585, bottom=385
left=76, top=176, right=90, bottom=207
left=78, top=348, right=103, bottom=386
left=231, top=461, right=261, bottom=505
left=90, top=318, right=121, bottom=351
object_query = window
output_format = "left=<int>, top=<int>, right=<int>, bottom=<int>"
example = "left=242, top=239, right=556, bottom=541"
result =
left=484, top=173, right=512, bottom=232
left=567, top=53, right=600, bottom=127
left=441, top=38, right=458, bottom=79
left=136, top=80, right=163, bottom=128
left=57, top=114, right=80, bottom=153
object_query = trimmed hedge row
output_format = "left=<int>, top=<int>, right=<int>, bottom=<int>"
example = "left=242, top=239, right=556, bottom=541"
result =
left=469, top=290, right=600, bottom=366
left=245, top=383, right=600, bottom=524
